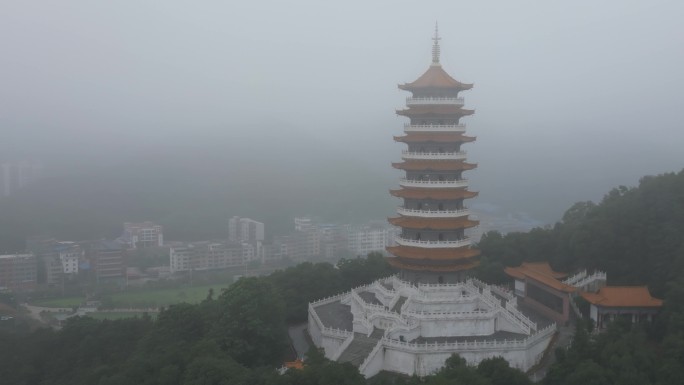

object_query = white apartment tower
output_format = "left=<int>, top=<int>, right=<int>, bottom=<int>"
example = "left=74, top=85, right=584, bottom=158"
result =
left=228, top=216, right=265, bottom=243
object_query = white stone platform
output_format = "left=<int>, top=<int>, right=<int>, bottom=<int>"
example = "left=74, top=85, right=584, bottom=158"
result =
left=308, top=276, right=556, bottom=377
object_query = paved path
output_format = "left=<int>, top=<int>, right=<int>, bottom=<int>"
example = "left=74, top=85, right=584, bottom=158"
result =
left=288, top=323, right=310, bottom=359
left=528, top=323, right=575, bottom=382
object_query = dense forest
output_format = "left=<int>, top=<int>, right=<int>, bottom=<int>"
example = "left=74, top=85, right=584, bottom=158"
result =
left=474, top=170, right=684, bottom=384
left=0, top=254, right=530, bottom=385
left=3, top=170, right=684, bottom=384
left=476, top=170, right=684, bottom=296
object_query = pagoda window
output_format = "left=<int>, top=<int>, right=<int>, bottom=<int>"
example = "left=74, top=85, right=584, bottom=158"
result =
left=438, top=276, right=444, bottom=284
left=438, top=148, right=444, bottom=153
left=438, top=203, right=444, bottom=211
left=417, top=202, right=423, bottom=210
left=438, top=234, right=444, bottom=241
left=438, top=175, right=444, bottom=181
left=415, top=233, right=422, bottom=240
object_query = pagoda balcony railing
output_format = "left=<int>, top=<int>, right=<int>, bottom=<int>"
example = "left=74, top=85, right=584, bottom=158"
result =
left=399, top=178, right=468, bottom=188
left=401, top=150, right=466, bottom=160
left=404, top=124, right=465, bottom=132
left=406, top=97, right=464, bottom=106
left=394, top=237, right=471, bottom=248
left=396, top=207, right=470, bottom=218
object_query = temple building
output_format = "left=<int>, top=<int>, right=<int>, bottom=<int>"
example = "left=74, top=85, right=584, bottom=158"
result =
left=308, top=27, right=560, bottom=377
left=505, top=262, right=606, bottom=324
left=580, top=286, right=662, bottom=330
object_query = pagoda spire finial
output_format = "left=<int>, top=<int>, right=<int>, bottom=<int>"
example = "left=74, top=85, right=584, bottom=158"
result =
left=431, top=22, right=441, bottom=66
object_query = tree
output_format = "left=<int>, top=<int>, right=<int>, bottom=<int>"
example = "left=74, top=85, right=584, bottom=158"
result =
left=211, top=277, right=288, bottom=367
left=477, top=357, right=531, bottom=385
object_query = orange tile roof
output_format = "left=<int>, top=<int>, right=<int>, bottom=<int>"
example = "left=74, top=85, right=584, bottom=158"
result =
left=396, top=105, right=475, bottom=118
left=504, top=262, right=574, bottom=293
left=388, top=216, right=479, bottom=230
left=580, top=286, right=663, bottom=308
left=386, top=245, right=480, bottom=260
left=387, top=257, right=478, bottom=272
left=392, top=160, right=477, bottom=172
left=283, top=359, right=304, bottom=370
left=398, top=65, right=473, bottom=91
left=505, top=262, right=567, bottom=280
left=394, top=133, right=476, bottom=143
left=390, top=188, right=478, bottom=200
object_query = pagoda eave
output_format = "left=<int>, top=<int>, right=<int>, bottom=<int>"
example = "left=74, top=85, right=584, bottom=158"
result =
left=394, top=134, right=476, bottom=143
left=397, top=65, right=474, bottom=91
left=386, top=257, right=479, bottom=272
left=387, top=245, right=480, bottom=261
left=392, top=160, right=477, bottom=171
left=396, top=107, right=474, bottom=118
left=390, top=188, right=479, bottom=200
left=388, top=216, right=479, bottom=230
left=398, top=83, right=473, bottom=92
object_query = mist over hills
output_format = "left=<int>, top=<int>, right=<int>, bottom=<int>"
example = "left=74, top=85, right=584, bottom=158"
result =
left=0, top=125, right=398, bottom=251
left=3, top=112, right=684, bottom=253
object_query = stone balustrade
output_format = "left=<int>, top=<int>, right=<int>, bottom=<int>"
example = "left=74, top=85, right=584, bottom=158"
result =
left=359, top=340, right=384, bottom=375
left=381, top=324, right=556, bottom=353
left=563, top=270, right=587, bottom=285
left=572, top=271, right=607, bottom=289
left=403, top=309, right=496, bottom=320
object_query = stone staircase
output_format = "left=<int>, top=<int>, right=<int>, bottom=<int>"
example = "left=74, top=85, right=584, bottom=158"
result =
left=391, top=296, right=408, bottom=313
left=337, top=329, right=383, bottom=367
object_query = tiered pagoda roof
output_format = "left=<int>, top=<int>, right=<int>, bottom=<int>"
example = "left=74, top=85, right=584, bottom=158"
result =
left=398, top=65, right=473, bottom=92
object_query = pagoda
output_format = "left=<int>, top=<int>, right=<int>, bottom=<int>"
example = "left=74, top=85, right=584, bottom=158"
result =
left=307, top=28, right=559, bottom=378
left=387, top=25, right=479, bottom=283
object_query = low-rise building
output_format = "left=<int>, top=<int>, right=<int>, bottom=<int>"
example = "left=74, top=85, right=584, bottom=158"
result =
left=91, top=241, right=127, bottom=284
left=0, top=254, right=37, bottom=291
left=580, top=286, right=663, bottom=329
left=169, top=241, right=248, bottom=273
left=347, top=224, right=396, bottom=257
left=228, top=216, right=265, bottom=243
left=505, top=262, right=574, bottom=324
left=121, top=222, right=164, bottom=249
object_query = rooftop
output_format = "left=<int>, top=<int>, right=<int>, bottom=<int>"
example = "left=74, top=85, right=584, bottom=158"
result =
left=580, top=286, right=663, bottom=308
left=0, top=254, right=34, bottom=259
left=505, top=262, right=574, bottom=293
left=399, top=65, right=473, bottom=91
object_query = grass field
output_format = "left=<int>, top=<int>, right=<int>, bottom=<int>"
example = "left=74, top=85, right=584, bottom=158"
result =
left=87, top=311, right=159, bottom=320
left=108, top=284, right=229, bottom=308
left=32, top=297, right=85, bottom=308
left=31, top=283, right=232, bottom=309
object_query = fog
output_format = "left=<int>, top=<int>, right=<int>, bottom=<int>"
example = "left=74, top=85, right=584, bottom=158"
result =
left=2, top=0, right=683, bottom=227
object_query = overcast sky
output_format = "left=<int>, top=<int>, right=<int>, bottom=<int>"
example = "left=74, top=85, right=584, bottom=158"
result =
left=2, top=0, right=683, bottom=221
